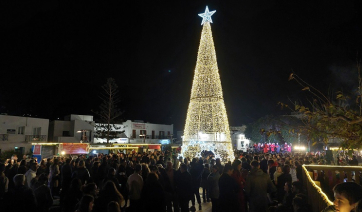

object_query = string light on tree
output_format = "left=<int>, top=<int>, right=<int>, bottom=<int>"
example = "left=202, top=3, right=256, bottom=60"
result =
left=181, top=6, right=235, bottom=162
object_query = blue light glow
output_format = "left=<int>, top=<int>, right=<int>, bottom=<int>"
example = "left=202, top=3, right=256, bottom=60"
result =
left=198, top=6, right=216, bottom=25
left=160, top=139, right=170, bottom=144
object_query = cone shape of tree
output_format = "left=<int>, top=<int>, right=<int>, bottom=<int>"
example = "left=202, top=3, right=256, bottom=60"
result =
left=182, top=22, right=235, bottom=162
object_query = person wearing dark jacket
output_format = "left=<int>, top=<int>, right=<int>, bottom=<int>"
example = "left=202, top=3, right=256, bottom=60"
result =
left=97, top=157, right=108, bottom=185
left=245, top=161, right=277, bottom=212
left=72, top=160, right=90, bottom=185
left=215, top=158, right=224, bottom=175
left=218, top=164, right=240, bottom=212
left=349, top=155, right=359, bottom=166
left=116, top=165, right=129, bottom=211
left=141, top=172, right=165, bottom=212
left=176, top=163, right=193, bottom=212
left=189, top=159, right=203, bottom=211
left=241, top=157, right=251, bottom=171
left=276, top=165, right=292, bottom=203
left=17, top=160, right=27, bottom=175
left=201, top=163, right=210, bottom=203
left=94, top=181, right=123, bottom=212
left=294, top=161, right=303, bottom=184
left=32, top=174, right=53, bottom=212
left=7, top=160, right=18, bottom=190
left=61, top=158, right=72, bottom=193
left=101, top=168, right=122, bottom=192
left=4, top=174, right=37, bottom=212
left=260, top=155, right=268, bottom=173
left=231, top=160, right=246, bottom=212
left=268, top=159, right=277, bottom=181
left=61, top=178, right=83, bottom=212
left=162, top=161, right=179, bottom=212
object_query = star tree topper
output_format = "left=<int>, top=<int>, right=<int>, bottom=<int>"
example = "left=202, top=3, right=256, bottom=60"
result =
left=198, top=6, right=216, bottom=25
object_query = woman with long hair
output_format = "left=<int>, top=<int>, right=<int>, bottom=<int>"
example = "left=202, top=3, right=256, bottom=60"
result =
left=37, top=159, right=47, bottom=176
left=72, top=160, right=90, bottom=185
left=274, top=166, right=283, bottom=185
left=231, top=159, right=246, bottom=212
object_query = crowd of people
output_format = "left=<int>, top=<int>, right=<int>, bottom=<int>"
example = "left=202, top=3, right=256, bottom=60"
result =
left=0, top=149, right=362, bottom=212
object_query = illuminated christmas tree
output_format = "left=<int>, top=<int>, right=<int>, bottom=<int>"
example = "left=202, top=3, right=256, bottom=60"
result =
left=181, top=6, right=235, bottom=162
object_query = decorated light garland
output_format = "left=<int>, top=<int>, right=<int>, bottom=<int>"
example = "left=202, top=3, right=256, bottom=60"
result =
left=181, top=7, right=235, bottom=162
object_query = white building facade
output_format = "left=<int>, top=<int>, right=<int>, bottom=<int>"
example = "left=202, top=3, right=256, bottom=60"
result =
left=0, top=115, right=49, bottom=155
left=48, top=114, right=95, bottom=143
left=230, top=125, right=252, bottom=152
left=94, top=120, right=173, bottom=145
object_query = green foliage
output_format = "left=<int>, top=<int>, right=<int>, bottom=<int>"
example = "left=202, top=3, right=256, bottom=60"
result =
left=245, top=115, right=303, bottom=145
left=286, top=65, right=362, bottom=149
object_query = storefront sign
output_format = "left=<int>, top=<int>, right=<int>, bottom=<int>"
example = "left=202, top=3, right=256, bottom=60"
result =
left=60, top=143, right=88, bottom=154
left=33, top=145, right=42, bottom=155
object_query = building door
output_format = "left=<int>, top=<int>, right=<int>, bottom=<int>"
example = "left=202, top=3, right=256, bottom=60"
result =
left=132, top=130, right=136, bottom=138
left=159, top=131, right=165, bottom=139
left=152, top=131, right=155, bottom=139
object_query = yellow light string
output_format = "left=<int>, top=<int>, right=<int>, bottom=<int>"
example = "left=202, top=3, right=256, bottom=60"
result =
left=302, top=165, right=334, bottom=206
left=89, top=147, right=139, bottom=150
left=32, top=142, right=62, bottom=145
left=182, top=22, right=234, bottom=162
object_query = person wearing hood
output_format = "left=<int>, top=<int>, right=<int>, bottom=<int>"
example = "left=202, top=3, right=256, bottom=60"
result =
left=245, top=160, right=276, bottom=212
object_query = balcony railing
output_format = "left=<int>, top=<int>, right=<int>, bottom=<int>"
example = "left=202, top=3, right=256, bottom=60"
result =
left=302, top=165, right=362, bottom=212
left=0, top=134, right=8, bottom=141
left=25, top=135, right=47, bottom=142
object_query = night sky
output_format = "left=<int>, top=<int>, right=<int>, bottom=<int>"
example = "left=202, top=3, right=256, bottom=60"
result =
left=1, top=1, right=362, bottom=131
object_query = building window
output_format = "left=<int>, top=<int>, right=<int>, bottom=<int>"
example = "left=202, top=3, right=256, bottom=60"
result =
left=152, top=131, right=155, bottom=139
left=63, top=131, right=70, bottom=136
left=7, top=129, right=15, bottom=134
left=140, top=130, right=146, bottom=136
left=18, top=127, right=25, bottom=135
left=33, top=127, right=41, bottom=135
left=132, top=130, right=136, bottom=139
